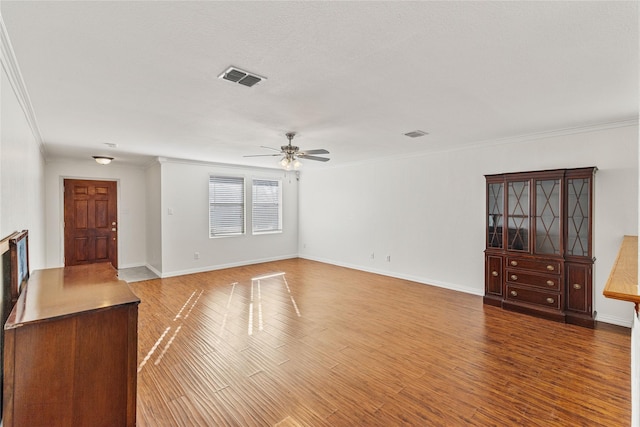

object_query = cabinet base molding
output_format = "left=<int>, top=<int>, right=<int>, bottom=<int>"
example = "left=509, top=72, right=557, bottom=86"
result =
left=502, top=300, right=572, bottom=324
left=565, top=312, right=597, bottom=329
left=482, top=295, right=503, bottom=307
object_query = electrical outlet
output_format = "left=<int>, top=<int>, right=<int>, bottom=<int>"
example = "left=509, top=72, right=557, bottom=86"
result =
left=370, top=252, right=375, bottom=259
left=386, top=255, right=391, bottom=262
left=194, top=252, right=200, bottom=260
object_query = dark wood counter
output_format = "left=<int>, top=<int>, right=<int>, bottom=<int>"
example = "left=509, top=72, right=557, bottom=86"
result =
left=6, top=263, right=139, bottom=327
left=3, top=263, right=140, bottom=427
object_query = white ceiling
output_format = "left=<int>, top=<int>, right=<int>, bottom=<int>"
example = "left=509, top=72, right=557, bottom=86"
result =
left=1, top=1, right=638, bottom=169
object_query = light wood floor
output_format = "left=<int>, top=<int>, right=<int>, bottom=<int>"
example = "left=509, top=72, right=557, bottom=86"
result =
left=130, top=258, right=630, bottom=426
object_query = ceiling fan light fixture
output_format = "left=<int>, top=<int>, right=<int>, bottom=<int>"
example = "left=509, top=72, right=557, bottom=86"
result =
left=281, top=156, right=298, bottom=171
left=245, top=132, right=329, bottom=168
left=93, top=156, right=113, bottom=165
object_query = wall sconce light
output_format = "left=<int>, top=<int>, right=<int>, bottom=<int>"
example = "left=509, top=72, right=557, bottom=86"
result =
left=93, top=156, right=113, bottom=165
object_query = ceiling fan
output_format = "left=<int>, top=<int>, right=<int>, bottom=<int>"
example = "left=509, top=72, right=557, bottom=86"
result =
left=244, top=132, right=330, bottom=170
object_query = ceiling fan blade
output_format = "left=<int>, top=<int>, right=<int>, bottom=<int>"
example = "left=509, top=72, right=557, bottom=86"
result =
left=299, top=149, right=329, bottom=155
left=260, top=146, right=282, bottom=152
left=243, top=154, right=282, bottom=157
left=298, top=154, right=330, bottom=162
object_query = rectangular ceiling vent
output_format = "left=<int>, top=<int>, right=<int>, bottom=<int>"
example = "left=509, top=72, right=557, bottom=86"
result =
left=218, top=66, right=266, bottom=87
left=404, top=130, right=429, bottom=138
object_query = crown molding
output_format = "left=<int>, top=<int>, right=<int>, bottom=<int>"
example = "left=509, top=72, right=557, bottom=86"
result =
left=468, top=117, right=639, bottom=152
left=157, top=156, right=289, bottom=173
left=323, top=117, right=640, bottom=171
left=0, top=13, right=45, bottom=156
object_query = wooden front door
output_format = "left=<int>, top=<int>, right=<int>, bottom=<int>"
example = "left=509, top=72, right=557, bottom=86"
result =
left=64, top=179, right=118, bottom=267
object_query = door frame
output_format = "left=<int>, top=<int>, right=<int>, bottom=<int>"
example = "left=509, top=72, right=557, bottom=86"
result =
left=60, top=176, right=120, bottom=268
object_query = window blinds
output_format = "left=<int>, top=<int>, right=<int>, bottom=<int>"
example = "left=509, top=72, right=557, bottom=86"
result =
left=209, top=176, right=245, bottom=237
left=252, top=179, right=282, bottom=234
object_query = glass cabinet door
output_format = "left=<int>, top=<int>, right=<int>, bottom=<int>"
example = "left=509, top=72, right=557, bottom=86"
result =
left=567, top=177, right=590, bottom=257
left=507, top=181, right=529, bottom=251
left=535, top=179, right=561, bottom=255
left=487, top=182, right=504, bottom=249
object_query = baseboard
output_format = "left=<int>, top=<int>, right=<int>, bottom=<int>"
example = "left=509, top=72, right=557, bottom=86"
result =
left=596, top=313, right=633, bottom=328
left=117, top=262, right=147, bottom=270
left=298, top=254, right=485, bottom=297
left=145, top=264, right=162, bottom=278
left=158, top=254, right=298, bottom=278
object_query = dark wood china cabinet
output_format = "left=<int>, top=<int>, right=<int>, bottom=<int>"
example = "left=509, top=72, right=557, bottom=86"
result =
left=484, top=167, right=596, bottom=328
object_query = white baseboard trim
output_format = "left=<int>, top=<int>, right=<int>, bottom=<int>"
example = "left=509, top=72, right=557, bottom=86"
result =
left=145, top=264, right=162, bottom=278
left=596, top=313, right=632, bottom=328
left=158, top=254, right=298, bottom=278
left=298, top=254, right=485, bottom=297
left=117, top=262, right=147, bottom=270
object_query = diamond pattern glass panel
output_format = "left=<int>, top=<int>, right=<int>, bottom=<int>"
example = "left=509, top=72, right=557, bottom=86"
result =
left=567, top=178, right=589, bottom=256
left=507, top=181, right=529, bottom=251
left=487, top=183, right=503, bottom=248
left=535, top=179, right=560, bottom=254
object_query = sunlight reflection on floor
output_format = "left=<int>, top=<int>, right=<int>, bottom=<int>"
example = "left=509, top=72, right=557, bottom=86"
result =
left=250, top=272, right=301, bottom=335
left=139, top=271, right=302, bottom=372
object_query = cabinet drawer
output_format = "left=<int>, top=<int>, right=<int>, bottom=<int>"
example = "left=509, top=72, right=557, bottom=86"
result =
left=505, top=285, right=561, bottom=310
left=505, top=269, right=561, bottom=291
left=506, top=257, right=561, bottom=275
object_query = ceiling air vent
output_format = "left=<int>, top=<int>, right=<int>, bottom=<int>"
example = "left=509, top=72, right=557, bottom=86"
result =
left=218, top=66, right=266, bottom=87
left=404, top=130, right=429, bottom=138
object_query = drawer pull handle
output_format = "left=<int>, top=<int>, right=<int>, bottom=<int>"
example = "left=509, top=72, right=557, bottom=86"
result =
left=510, top=290, right=518, bottom=297
left=547, top=265, right=555, bottom=271
left=510, top=260, right=518, bottom=266
left=546, top=280, right=554, bottom=287
left=491, top=271, right=499, bottom=277
left=573, top=283, right=582, bottom=290
left=546, top=297, right=555, bottom=304
left=510, top=275, right=518, bottom=281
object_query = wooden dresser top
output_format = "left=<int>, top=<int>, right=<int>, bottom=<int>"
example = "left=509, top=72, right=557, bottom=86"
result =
left=5, top=262, right=140, bottom=329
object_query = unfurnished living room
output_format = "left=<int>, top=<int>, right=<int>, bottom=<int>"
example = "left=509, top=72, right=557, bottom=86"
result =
left=0, top=1, right=638, bottom=426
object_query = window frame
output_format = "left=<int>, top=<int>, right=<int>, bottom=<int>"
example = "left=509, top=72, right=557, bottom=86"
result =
left=208, top=175, right=246, bottom=238
left=251, top=178, right=283, bottom=235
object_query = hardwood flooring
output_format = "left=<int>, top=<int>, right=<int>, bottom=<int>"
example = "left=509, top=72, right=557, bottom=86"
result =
left=131, top=258, right=631, bottom=426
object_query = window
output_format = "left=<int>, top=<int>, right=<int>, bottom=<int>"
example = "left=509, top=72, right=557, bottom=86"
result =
left=209, top=176, right=245, bottom=237
left=252, top=179, right=282, bottom=234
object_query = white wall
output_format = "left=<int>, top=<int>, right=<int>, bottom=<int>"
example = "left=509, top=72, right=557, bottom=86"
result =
left=145, top=161, right=162, bottom=274
left=0, top=60, right=45, bottom=270
left=299, top=124, right=638, bottom=327
left=632, top=124, right=640, bottom=427
left=44, top=160, right=147, bottom=269
left=158, top=159, right=298, bottom=277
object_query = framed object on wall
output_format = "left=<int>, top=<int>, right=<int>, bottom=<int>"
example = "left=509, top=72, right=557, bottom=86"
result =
left=8, top=230, right=29, bottom=307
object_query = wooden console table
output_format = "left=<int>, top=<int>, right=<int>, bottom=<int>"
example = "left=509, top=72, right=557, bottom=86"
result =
left=3, top=263, right=140, bottom=427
